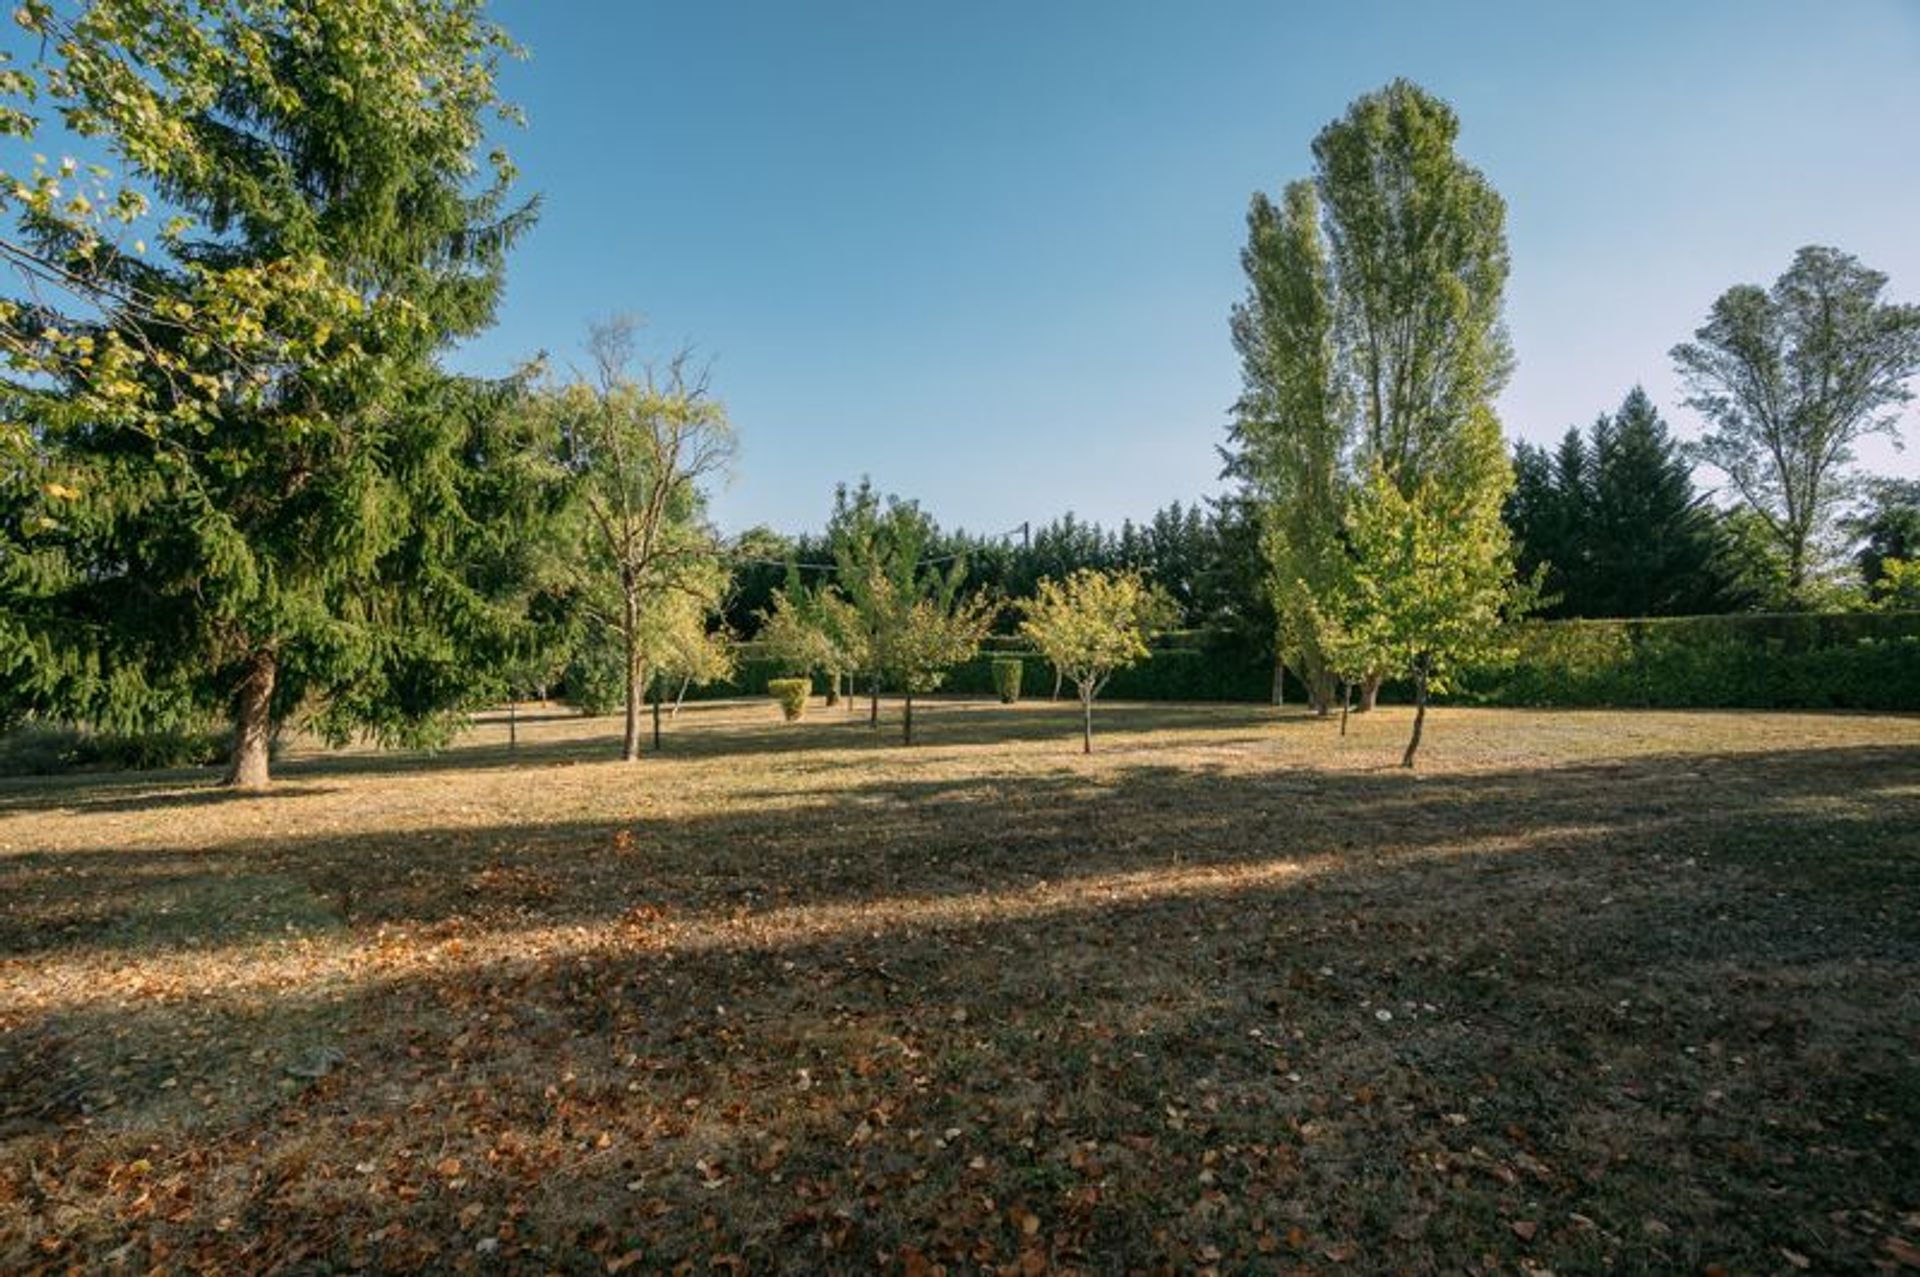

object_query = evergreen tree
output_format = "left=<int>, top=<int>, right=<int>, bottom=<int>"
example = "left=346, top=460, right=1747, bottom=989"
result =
left=1586, top=388, right=1725, bottom=616
left=1, top=0, right=536, bottom=787
left=1506, top=390, right=1742, bottom=618
left=1505, top=441, right=1563, bottom=606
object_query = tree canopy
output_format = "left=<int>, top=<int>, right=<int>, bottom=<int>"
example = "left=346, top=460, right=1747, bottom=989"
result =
left=1672, top=245, right=1920, bottom=604
left=1, top=0, right=537, bottom=787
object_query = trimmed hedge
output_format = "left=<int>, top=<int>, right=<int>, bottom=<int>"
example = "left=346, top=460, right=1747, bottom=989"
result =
left=766, top=678, right=810, bottom=721
left=990, top=658, right=1024, bottom=704
left=1452, top=612, right=1920, bottom=711
left=653, top=611, right=1920, bottom=713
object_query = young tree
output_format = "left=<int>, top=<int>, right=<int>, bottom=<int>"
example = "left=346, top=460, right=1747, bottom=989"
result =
left=871, top=586, right=994, bottom=746
left=538, top=318, right=733, bottom=761
left=756, top=584, right=851, bottom=703
left=820, top=481, right=991, bottom=744
left=1, top=0, right=536, bottom=788
left=1672, top=246, right=1920, bottom=603
left=1319, top=419, right=1520, bottom=768
left=645, top=574, right=734, bottom=728
left=1020, top=569, right=1176, bottom=754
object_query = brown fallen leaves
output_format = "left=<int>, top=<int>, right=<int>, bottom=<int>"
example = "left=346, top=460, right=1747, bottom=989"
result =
left=2, top=702, right=1918, bottom=1272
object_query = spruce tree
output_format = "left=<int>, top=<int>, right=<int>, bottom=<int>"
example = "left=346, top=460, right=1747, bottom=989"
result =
left=1586, top=388, right=1724, bottom=616
left=1, top=0, right=534, bottom=786
left=1506, top=390, right=1735, bottom=618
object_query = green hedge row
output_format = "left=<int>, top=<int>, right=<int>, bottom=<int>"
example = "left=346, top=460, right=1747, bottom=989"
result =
left=1451, top=613, right=1920, bottom=711
left=669, top=640, right=1277, bottom=704
left=658, top=611, right=1920, bottom=712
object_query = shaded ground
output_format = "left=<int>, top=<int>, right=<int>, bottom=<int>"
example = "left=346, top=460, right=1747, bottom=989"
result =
left=2, top=699, right=1918, bottom=1274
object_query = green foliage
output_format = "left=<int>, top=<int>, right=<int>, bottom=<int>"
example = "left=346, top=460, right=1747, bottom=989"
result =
left=1455, top=612, right=1920, bottom=711
left=1848, top=479, right=1920, bottom=593
left=1672, top=246, right=1920, bottom=602
left=766, top=678, right=810, bottom=722
left=990, top=657, right=1024, bottom=704
left=1020, top=568, right=1176, bottom=750
left=1, top=0, right=537, bottom=787
left=1509, top=389, right=1739, bottom=617
left=823, top=481, right=994, bottom=739
left=1227, top=180, right=1345, bottom=705
left=1021, top=570, right=1175, bottom=700
left=0, top=721, right=230, bottom=776
left=756, top=577, right=865, bottom=684
left=529, top=319, right=733, bottom=759
left=1316, top=443, right=1519, bottom=692
left=1226, top=80, right=1518, bottom=730
left=1872, top=560, right=1920, bottom=611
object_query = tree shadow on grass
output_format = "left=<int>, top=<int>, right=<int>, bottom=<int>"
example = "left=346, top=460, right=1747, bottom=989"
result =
left=4, top=738, right=1914, bottom=959
left=2, top=735, right=1915, bottom=1272
left=0, top=699, right=1296, bottom=815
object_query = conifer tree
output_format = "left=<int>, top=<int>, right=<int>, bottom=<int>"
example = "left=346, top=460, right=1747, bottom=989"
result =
left=1, top=0, right=536, bottom=787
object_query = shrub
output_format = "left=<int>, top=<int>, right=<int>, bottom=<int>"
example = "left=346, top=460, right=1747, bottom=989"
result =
left=766, top=678, right=810, bottom=722
left=0, top=722, right=230, bottom=776
left=991, top=657, right=1023, bottom=704
left=1451, top=612, right=1920, bottom=710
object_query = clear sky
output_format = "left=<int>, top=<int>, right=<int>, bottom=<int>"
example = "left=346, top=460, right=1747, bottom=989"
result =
left=455, top=0, right=1920, bottom=537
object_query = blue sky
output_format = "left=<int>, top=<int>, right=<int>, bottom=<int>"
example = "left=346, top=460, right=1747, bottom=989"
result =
left=439, top=3, right=1913, bottom=533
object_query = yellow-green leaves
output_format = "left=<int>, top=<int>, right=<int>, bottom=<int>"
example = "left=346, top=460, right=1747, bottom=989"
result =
left=1021, top=568, right=1173, bottom=702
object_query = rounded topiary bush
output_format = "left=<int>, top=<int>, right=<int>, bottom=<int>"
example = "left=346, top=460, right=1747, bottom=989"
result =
left=767, top=678, right=810, bottom=722
left=991, top=657, right=1023, bottom=704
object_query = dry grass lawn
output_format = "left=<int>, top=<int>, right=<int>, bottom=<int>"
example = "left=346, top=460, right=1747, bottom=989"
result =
left=2, top=698, right=1918, bottom=1274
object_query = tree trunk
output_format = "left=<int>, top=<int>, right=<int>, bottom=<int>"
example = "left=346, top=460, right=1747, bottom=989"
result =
left=902, top=692, right=914, bottom=746
left=1272, top=657, right=1286, bottom=706
left=1339, top=680, right=1351, bottom=736
left=671, top=675, right=691, bottom=719
left=1082, top=692, right=1093, bottom=754
left=508, top=697, right=518, bottom=753
left=223, top=651, right=277, bottom=789
left=652, top=677, right=663, bottom=752
left=1357, top=673, right=1382, bottom=713
left=870, top=673, right=881, bottom=728
left=1051, top=664, right=1063, bottom=702
left=825, top=672, right=839, bottom=707
left=621, top=587, right=642, bottom=761
left=1401, top=663, right=1430, bottom=769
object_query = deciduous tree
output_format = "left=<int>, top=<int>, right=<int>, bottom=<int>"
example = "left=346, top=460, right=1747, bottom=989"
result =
left=1672, top=246, right=1920, bottom=603
left=1020, top=568, right=1175, bottom=753
left=536, top=318, right=732, bottom=761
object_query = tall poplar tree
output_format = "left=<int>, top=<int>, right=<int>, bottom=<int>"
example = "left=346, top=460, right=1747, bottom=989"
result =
left=1228, top=80, right=1521, bottom=749
left=1, top=0, right=535, bottom=786
left=1226, top=180, right=1345, bottom=713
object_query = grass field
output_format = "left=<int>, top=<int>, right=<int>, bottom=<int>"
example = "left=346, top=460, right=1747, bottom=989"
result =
left=3, top=698, right=1918, bottom=1274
